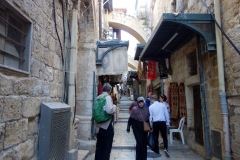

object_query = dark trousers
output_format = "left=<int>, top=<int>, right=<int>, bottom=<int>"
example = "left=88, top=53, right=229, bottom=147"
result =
left=132, top=126, right=148, bottom=160
left=95, top=123, right=114, bottom=160
left=153, top=121, right=168, bottom=150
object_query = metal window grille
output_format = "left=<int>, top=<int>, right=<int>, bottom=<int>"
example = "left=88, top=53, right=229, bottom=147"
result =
left=187, top=51, right=198, bottom=76
left=0, top=7, right=26, bottom=70
left=211, top=130, right=222, bottom=160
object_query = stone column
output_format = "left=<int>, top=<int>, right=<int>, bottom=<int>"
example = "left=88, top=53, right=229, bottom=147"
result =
left=76, top=0, right=97, bottom=153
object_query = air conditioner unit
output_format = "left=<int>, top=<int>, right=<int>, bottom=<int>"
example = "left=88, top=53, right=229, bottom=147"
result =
left=38, top=102, right=71, bottom=160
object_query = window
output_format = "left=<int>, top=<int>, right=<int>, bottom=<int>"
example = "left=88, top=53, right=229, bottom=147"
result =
left=0, top=1, right=32, bottom=74
left=187, top=51, right=197, bottom=76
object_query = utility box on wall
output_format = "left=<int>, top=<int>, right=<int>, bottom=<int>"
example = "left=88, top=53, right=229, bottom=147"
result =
left=38, top=102, right=71, bottom=160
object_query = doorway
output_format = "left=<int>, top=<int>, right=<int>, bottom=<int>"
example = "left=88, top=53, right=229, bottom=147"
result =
left=193, top=85, right=204, bottom=145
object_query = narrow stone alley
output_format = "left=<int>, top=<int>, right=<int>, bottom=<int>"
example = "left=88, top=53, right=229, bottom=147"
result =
left=85, top=97, right=204, bottom=160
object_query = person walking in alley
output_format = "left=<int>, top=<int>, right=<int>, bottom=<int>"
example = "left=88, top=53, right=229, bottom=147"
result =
left=128, top=96, right=138, bottom=114
left=149, top=95, right=170, bottom=157
left=94, top=83, right=116, bottom=160
left=126, top=97, right=151, bottom=160
left=145, top=92, right=153, bottom=107
left=159, top=95, right=170, bottom=114
left=159, top=94, right=171, bottom=145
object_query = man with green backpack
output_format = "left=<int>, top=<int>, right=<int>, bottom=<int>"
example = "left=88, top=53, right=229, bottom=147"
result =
left=94, top=83, right=116, bottom=160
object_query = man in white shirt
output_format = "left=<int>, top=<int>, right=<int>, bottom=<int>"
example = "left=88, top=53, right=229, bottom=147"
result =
left=149, top=95, right=170, bottom=157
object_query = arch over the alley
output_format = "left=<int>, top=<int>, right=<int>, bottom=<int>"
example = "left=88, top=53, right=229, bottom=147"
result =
left=128, top=55, right=138, bottom=70
left=108, top=12, right=150, bottom=43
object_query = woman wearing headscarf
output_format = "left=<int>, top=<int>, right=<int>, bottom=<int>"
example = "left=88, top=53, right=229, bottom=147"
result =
left=126, top=97, right=151, bottom=160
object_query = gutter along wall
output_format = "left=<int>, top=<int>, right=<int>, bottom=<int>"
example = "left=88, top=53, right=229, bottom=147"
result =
left=221, top=0, right=240, bottom=159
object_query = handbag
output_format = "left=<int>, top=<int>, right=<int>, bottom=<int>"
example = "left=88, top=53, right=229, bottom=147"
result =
left=140, top=111, right=151, bottom=132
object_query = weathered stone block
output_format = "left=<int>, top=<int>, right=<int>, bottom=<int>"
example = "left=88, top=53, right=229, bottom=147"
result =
left=0, top=148, right=13, bottom=160
left=44, top=17, right=53, bottom=36
left=40, top=29, right=48, bottom=47
left=0, top=123, right=5, bottom=152
left=57, top=84, right=62, bottom=98
left=33, top=0, right=43, bottom=8
left=40, top=63, right=45, bottom=80
left=50, top=83, right=58, bottom=98
left=48, top=35, right=55, bottom=52
left=45, top=49, right=53, bottom=67
left=54, top=69, right=62, bottom=84
left=32, top=79, right=42, bottom=97
left=13, top=138, right=35, bottom=160
left=22, top=97, right=42, bottom=118
left=0, top=75, right=13, bottom=96
left=31, top=58, right=41, bottom=78
left=4, top=119, right=28, bottom=149
left=43, top=0, right=53, bottom=20
left=35, top=7, right=45, bottom=28
left=53, top=54, right=61, bottom=70
left=44, top=66, right=54, bottom=82
left=32, top=41, right=44, bottom=62
left=42, top=82, right=50, bottom=96
left=2, top=96, right=21, bottom=122
left=27, top=117, right=38, bottom=136
left=14, top=79, right=33, bottom=95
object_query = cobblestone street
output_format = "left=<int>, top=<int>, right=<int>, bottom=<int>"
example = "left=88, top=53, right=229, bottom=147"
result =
left=85, top=97, right=204, bottom=160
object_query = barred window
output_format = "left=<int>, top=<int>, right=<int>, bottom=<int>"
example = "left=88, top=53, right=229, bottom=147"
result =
left=187, top=51, right=198, bottom=76
left=0, top=2, right=32, bottom=74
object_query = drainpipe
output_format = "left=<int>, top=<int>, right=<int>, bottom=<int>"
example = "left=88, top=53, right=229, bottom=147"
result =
left=99, top=0, right=102, bottom=39
left=68, top=0, right=79, bottom=150
left=196, top=35, right=211, bottom=160
left=214, top=0, right=231, bottom=159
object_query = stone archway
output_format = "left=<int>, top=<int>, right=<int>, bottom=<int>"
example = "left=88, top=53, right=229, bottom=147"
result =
left=108, top=12, right=150, bottom=43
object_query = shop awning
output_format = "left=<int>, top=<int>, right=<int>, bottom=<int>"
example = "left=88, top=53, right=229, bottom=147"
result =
left=134, top=44, right=145, bottom=60
left=140, top=13, right=216, bottom=60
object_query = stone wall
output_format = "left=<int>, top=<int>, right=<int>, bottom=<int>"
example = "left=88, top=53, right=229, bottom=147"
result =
left=152, top=0, right=230, bottom=159
left=0, top=0, right=65, bottom=159
left=163, top=37, right=221, bottom=158
left=221, top=0, right=240, bottom=159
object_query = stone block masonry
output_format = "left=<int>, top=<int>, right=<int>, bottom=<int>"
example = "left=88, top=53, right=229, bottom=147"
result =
left=0, top=0, right=65, bottom=158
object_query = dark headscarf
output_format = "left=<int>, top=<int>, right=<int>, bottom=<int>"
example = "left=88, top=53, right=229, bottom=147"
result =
left=130, top=97, right=150, bottom=121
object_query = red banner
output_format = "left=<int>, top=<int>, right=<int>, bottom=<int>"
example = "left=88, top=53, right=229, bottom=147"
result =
left=147, top=60, right=157, bottom=80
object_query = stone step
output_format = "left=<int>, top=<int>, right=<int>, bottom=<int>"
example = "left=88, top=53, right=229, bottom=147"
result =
left=112, top=145, right=135, bottom=149
left=78, top=150, right=90, bottom=160
left=117, top=119, right=128, bottom=123
left=120, top=109, right=129, bottom=113
left=111, top=142, right=189, bottom=151
left=118, top=116, right=129, bottom=119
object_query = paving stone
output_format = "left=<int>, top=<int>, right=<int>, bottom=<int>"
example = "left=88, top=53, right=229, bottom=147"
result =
left=85, top=96, right=204, bottom=160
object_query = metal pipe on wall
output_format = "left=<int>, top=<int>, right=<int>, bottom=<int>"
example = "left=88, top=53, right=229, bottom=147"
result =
left=196, top=35, right=211, bottom=160
left=214, top=0, right=231, bottom=159
left=68, top=0, right=79, bottom=150
left=99, top=0, right=102, bottom=39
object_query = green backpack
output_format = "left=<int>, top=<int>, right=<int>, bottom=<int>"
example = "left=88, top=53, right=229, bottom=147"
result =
left=93, top=95, right=113, bottom=123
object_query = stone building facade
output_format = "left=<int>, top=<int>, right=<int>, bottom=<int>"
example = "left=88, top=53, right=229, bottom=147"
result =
left=148, top=0, right=240, bottom=159
left=0, top=0, right=65, bottom=159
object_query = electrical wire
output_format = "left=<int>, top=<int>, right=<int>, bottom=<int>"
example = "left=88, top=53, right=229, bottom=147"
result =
left=199, top=0, right=240, bottom=55
left=53, top=0, right=64, bottom=64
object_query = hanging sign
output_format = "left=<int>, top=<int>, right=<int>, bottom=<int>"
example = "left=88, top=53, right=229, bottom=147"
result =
left=147, top=60, right=157, bottom=80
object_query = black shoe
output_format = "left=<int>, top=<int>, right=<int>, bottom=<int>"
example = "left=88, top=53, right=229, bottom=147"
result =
left=164, top=149, right=170, bottom=157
